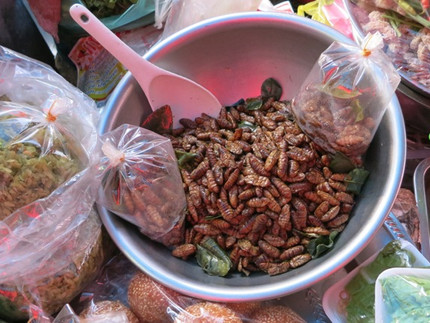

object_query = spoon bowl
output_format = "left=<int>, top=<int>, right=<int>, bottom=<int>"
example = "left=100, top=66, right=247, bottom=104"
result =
left=69, top=4, right=221, bottom=128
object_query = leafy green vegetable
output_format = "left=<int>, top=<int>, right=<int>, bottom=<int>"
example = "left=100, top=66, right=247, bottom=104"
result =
left=261, top=78, right=282, bottom=101
left=381, top=274, right=430, bottom=322
left=82, top=0, right=137, bottom=18
left=329, top=152, right=355, bottom=173
left=345, top=168, right=370, bottom=195
left=245, top=98, right=263, bottom=111
left=175, top=150, right=197, bottom=171
left=238, top=121, right=257, bottom=131
left=225, top=98, right=245, bottom=110
left=351, top=99, right=364, bottom=122
left=306, top=231, right=339, bottom=258
left=196, top=238, right=232, bottom=276
left=345, top=240, right=415, bottom=323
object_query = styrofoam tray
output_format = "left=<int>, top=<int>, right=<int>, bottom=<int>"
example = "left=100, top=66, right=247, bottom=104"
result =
left=375, top=267, right=430, bottom=322
left=322, top=239, right=430, bottom=322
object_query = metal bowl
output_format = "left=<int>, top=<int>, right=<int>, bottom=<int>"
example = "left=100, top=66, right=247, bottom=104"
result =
left=98, top=12, right=406, bottom=301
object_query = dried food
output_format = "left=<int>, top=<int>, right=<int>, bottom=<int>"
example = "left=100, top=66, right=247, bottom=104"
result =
left=0, top=140, right=81, bottom=221
left=350, top=0, right=430, bottom=92
left=97, top=124, right=187, bottom=246
left=0, top=209, right=106, bottom=321
left=79, top=300, right=139, bottom=323
left=127, top=271, right=181, bottom=323
left=160, top=78, right=366, bottom=276
left=292, top=33, right=400, bottom=164
left=250, top=305, right=306, bottom=323
left=174, top=302, right=243, bottom=323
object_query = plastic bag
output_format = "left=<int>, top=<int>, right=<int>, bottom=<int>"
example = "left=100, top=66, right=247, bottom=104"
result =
left=0, top=46, right=106, bottom=321
left=0, top=207, right=107, bottom=322
left=297, top=0, right=353, bottom=39
left=0, top=46, right=99, bottom=220
left=291, top=32, right=401, bottom=165
left=351, top=1, right=430, bottom=95
left=375, top=267, right=430, bottom=322
left=54, top=254, right=306, bottom=323
left=156, top=0, right=262, bottom=40
left=96, top=124, right=186, bottom=245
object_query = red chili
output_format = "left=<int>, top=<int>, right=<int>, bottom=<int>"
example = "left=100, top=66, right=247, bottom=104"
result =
left=422, top=0, right=429, bottom=10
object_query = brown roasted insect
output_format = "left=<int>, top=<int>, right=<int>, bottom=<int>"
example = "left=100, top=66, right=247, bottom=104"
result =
left=206, top=169, right=219, bottom=193
left=172, top=244, right=196, bottom=260
left=289, top=253, right=312, bottom=268
left=279, top=245, right=305, bottom=261
left=217, top=199, right=234, bottom=222
left=167, top=93, right=360, bottom=276
left=248, top=153, right=270, bottom=177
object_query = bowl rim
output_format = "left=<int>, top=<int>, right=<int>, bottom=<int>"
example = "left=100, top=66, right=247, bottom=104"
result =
left=98, top=11, right=407, bottom=301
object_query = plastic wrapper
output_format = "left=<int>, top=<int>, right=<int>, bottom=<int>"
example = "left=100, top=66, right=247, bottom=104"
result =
left=0, top=208, right=107, bottom=322
left=291, top=32, right=400, bottom=165
left=53, top=254, right=306, bottom=323
left=154, top=0, right=263, bottom=40
left=297, top=0, right=354, bottom=39
left=375, top=267, right=430, bottom=322
left=96, top=124, right=187, bottom=246
left=349, top=0, right=430, bottom=94
left=323, top=239, right=430, bottom=322
left=0, top=46, right=105, bottom=321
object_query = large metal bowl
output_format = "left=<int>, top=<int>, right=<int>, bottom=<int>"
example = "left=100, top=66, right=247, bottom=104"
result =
left=98, top=12, right=406, bottom=301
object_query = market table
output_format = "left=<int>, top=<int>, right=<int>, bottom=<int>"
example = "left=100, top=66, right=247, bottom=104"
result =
left=0, top=0, right=428, bottom=322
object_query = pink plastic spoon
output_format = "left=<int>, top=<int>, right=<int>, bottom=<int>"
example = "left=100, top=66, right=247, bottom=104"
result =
left=70, top=4, right=221, bottom=128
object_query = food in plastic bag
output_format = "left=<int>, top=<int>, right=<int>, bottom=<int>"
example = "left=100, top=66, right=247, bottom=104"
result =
left=375, top=268, right=430, bottom=322
left=96, top=124, right=187, bottom=245
left=79, top=300, right=139, bottom=323
left=342, top=240, right=416, bottom=322
left=0, top=45, right=104, bottom=321
left=155, top=0, right=263, bottom=40
left=128, top=271, right=182, bottom=323
left=0, top=208, right=107, bottom=322
left=291, top=32, right=400, bottom=165
left=0, top=102, right=85, bottom=220
left=250, top=305, right=306, bottom=322
left=54, top=254, right=306, bottom=323
left=352, top=3, right=430, bottom=93
left=174, top=302, right=243, bottom=322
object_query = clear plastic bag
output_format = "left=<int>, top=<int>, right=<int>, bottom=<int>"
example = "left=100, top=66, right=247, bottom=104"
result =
left=156, top=0, right=262, bottom=40
left=375, top=267, right=430, bottom=322
left=96, top=124, right=186, bottom=245
left=0, top=46, right=105, bottom=321
left=54, top=254, right=306, bottom=323
left=291, top=32, right=401, bottom=165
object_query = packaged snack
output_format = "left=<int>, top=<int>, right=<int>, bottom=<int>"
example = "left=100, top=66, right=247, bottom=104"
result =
left=96, top=124, right=187, bottom=245
left=291, top=32, right=400, bottom=165
left=0, top=46, right=105, bottom=321
left=54, top=254, right=306, bottom=323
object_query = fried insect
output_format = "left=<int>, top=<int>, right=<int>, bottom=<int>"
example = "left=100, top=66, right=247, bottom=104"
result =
left=169, top=94, right=359, bottom=276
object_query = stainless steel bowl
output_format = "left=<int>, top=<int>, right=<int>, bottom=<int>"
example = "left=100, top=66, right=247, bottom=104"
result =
left=98, top=12, right=406, bottom=301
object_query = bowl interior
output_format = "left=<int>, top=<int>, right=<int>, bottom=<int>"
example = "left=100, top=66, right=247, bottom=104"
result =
left=98, top=12, right=406, bottom=301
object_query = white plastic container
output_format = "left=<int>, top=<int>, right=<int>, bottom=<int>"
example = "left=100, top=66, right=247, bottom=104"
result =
left=375, top=267, right=430, bottom=322
left=322, top=240, right=429, bottom=322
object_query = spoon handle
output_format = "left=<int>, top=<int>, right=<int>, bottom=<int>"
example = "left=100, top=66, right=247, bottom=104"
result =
left=69, top=4, right=158, bottom=93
